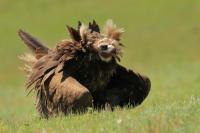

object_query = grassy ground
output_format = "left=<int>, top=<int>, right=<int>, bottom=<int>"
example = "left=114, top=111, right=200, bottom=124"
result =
left=0, top=0, right=200, bottom=132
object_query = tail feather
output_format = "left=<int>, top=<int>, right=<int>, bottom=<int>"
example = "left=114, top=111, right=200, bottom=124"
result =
left=18, top=29, right=49, bottom=55
left=18, top=29, right=50, bottom=76
left=18, top=53, right=37, bottom=77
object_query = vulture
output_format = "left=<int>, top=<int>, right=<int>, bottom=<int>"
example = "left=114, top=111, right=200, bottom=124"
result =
left=18, top=20, right=151, bottom=118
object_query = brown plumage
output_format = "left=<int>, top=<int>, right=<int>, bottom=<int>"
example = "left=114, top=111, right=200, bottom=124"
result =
left=18, top=20, right=151, bottom=118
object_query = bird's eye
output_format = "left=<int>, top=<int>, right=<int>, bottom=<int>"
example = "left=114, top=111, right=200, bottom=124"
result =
left=100, top=44, right=108, bottom=51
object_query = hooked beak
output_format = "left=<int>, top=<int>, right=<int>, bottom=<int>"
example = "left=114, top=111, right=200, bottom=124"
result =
left=98, top=44, right=116, bottom=62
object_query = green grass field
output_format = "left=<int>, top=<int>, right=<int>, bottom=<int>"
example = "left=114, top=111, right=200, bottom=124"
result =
left=0, top=0, right=200, bottom=132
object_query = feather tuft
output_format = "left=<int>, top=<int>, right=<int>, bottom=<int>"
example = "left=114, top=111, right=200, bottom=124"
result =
left=79, top=24, right=91, bottom=42
left=104, top=19, right=124, bottom=41
left=18, top=53, right=37, bottom=77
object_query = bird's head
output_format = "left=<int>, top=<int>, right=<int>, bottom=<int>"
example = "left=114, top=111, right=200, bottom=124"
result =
left=67, top=20, right=124, bottom=62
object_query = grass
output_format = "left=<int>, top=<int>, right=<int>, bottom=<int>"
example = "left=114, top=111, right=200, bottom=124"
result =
left=0, top=0, right=200, bottom=132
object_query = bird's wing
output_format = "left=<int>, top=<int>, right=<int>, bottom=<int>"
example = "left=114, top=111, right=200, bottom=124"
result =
left=94, top=64, right=151, bottom=107
left=36, top=72, right=92, bottom=118
left=26, top=40, right=78, bottom=91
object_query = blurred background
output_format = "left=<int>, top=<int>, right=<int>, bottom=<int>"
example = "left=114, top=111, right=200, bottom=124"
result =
left=0, top=0, right=200, bottom=129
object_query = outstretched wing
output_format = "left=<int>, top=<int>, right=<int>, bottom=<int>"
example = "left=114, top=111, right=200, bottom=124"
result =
left=18, top=27, right=84, bottom=95
left=26, top=40, right=81, bottom=93
left=93, top=64, right=151, bottom=108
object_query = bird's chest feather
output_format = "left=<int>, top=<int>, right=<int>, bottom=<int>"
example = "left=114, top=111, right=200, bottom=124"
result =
left=74, top=60, right=117, bottom=92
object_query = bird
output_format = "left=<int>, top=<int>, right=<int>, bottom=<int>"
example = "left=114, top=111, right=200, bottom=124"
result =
left=18, top=20, right=151, bottom=118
